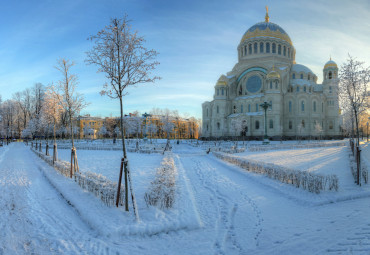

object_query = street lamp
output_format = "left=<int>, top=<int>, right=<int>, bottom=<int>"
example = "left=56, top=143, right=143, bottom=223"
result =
left=260, top=101, right=272, bottom=145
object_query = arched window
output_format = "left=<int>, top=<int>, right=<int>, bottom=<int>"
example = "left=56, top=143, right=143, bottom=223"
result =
left=313, top=101, right=317, bottom=112
left=308, top=74, right=311, bottom=80
left=217, top=105, right=219, bottom=114
left=241, top=104, right=243, bottom=113
left=288, top=48, right=290, bottom=58
left=292, top=73, right=296, bottom=79
left=269, top=100, right=273, bottom=110
left=278, top=45, right=281, bottom=55
left=329, top=86, right=332, bottom=93
left=301, top=101, right=305, bottom=112
left=260, top=42, right=264, bottom=53
left=302, top=120, right=305, bottom=128
left=256, top=103, right=259, bottom=112
left=233, top=105, right=236, bottom=113
left=217, top=122, right=220, bottom=130
left=272, top=43, right=276, bottom=53
left=217, top=88, right=219, bottom=95
left=244, top=45, right=247, bottom=56
left=309, top=87, right=311, bottom=93
left=275, top=81, right=278, bottom=89
left=239, top=85, right=242, bottom=95
left=304, top=86, right=306, bottom=92
left=248, top=104, right=251, bottom=112
left=328, top=71, right=332, bottom=79
left=297, top=86, right=300, bottom=92
left=255, top=120, right=260, bottom=130
left=254, top=42, right=258, bottom=53
left=221, top=88, right=224, bottom=95
left=206, top=108, right=209, bottom=117
left=266, top=42, right=270, bottom=53
left=283, top=46, right=286, bottom=56
left=248, top=44, right=252, bottom=54
left=322, top=102, right=324, bottom=112
left=206, top=124, right=209, bottom=131
left=300, top=74, right=303, bottom=79
left=270, top=81, right=272, bottom=89
left=289, top=101, right=292, bottom=113
left=269, top=119, right=273, bottom=129
left=289, top=120, right=292, bottom=129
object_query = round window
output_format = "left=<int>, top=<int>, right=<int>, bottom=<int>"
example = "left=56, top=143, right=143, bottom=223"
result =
left=246, top=75, right=262, bottom=93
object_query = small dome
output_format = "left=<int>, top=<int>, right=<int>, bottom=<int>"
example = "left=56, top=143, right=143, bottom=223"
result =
left=324, top=59, right=337, bottom=69
left=241, top=22, right=292, bottom=46
left=267, top=67, right=280, bottom=79
left=216, top=75, right=227, bottom=86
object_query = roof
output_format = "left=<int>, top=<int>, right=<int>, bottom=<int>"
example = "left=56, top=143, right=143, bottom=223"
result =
left=240, top=22, right=292, bottom=45
left=324, top=60, right=338, bottom=69
left=292, top=64, right=314, bottom=74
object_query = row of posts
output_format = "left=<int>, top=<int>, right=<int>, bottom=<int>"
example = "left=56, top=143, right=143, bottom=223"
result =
left=30, top=141, right=49, bottom=156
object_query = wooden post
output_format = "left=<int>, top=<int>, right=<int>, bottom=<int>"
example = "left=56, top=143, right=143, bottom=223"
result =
left=70, top=147, right=74, bottom=178
left=53, top=144, right=57, bottom=165
left=46, top=144, right=49, bottom=156
left=116, top=157, right=124, bottom=207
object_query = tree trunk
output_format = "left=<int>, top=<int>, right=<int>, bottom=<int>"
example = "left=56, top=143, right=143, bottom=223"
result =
left=118, top=95, right=129, bottom=212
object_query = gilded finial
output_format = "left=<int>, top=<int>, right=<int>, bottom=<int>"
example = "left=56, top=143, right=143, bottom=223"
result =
left=265, top=6, right=269, bottom=22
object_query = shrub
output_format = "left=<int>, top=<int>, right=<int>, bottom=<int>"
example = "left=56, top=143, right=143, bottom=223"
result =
left=213, top=152, right=338, bottom=194
left=144, top=153, right=177, bottom=209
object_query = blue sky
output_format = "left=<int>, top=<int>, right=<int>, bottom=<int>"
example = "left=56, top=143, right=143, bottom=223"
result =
left=0, top=0, right=369, bottom=119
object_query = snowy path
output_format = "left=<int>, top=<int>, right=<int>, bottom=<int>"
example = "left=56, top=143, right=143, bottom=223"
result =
left=0, top=143, right=124, bottom=254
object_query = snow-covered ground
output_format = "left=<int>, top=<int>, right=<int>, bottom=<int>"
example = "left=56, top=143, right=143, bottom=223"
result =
left=2, top=141, right=370, bottom=254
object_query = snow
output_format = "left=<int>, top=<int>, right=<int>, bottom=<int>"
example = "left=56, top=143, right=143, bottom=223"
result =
left=2, top=140, right=370, bottom=254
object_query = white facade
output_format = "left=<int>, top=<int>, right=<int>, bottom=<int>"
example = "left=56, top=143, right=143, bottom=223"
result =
left=202, top=14, right=341, bottom=139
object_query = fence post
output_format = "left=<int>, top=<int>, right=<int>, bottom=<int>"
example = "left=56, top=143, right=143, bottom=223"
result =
left=357, top=146, right=361, bottom=186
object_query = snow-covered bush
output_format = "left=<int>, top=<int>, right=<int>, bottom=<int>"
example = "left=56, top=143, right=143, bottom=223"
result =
left=248, top=141, right=346, bottom=152
left=144, top=152, right=177, bottom=209
left=213, top=152, right=339, bottom=194
left=74, top=172, right=125, bottom=206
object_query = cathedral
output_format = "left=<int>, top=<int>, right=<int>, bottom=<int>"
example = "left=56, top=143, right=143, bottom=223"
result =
left=202, top=9, right=341, bottom=139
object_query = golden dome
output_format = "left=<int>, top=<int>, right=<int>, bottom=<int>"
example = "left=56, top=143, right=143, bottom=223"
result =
left=324, top=59, right=338, bottom=69
left=267, top=66, right=280, bottom=79
left=240, top=22, right=293, bottom=46
left=216, top=75, right=228, bottom=86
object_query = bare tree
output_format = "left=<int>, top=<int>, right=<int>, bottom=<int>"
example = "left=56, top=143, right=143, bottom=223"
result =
left=339, top=55, right=370, bottom=147
left=52, top=58, right=87, bottom=177
left=86, top=14, right=160, bottom=216
left=43, top=86, right=62, bottom=162
left=161, top=109, right=175, bottom=153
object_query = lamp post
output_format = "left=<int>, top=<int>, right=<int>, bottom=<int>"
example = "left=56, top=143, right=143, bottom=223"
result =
left=142, top=112, right=151, bottom=142
left=367, top=121, right=369, bottom=142
left=260, top=101, right=272, bottom=144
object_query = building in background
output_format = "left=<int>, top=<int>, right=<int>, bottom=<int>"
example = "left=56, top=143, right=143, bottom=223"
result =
left=202, top=9, right=341, bottom=139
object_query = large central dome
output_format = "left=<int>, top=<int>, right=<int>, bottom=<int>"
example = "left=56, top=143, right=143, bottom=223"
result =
left=240, top=21, right=292, bottom=46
